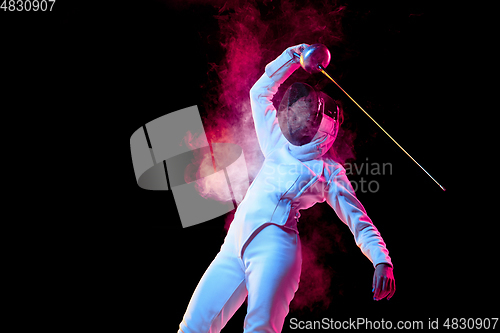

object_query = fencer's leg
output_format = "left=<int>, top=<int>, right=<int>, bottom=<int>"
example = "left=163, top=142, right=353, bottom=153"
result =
left=242, top=225, right=302, bottom=333
left=178, top=243, right=248, bottom=333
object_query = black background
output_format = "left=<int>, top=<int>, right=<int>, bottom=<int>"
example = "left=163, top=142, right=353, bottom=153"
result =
left=3, top=0, right=495, bottom=331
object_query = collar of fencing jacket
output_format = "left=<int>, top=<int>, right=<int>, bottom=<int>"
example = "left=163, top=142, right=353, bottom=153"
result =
left=287, top=133, right=330, bottom=161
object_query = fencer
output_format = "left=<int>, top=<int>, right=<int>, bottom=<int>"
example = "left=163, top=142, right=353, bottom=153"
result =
left=178, top=43, right=396, bottom=333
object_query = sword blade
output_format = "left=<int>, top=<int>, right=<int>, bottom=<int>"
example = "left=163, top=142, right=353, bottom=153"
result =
left=318, top=65, right=445, bottom=191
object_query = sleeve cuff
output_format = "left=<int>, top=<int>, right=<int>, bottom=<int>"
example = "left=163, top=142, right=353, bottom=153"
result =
left=375, top=262, right=393, bottom=268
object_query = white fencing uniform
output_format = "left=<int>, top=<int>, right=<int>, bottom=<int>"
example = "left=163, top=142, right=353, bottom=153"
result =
left=178, top=45, right=392, bottom=333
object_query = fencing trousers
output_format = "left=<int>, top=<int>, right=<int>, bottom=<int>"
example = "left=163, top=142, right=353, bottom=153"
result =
left=178, top=224, right=302, bottom=333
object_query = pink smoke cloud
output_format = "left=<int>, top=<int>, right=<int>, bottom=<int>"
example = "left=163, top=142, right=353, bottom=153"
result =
left=185, top=0, right=359, bottom=311
left=198, top=0, right=356, bottom=179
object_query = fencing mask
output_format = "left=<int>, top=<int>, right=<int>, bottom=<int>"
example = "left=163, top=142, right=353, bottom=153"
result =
left=278, top=82, right=342, bottom=150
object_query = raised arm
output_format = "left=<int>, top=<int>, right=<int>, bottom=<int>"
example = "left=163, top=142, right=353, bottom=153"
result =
left=249, top=44, right=308, bottom=157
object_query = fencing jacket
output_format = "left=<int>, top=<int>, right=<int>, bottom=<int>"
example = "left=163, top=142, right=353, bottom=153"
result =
left=226, top=47, right=392, bottom=268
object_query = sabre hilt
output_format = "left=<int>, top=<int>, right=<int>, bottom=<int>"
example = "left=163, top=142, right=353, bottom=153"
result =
left=293, top=43, right=331, bottom=74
